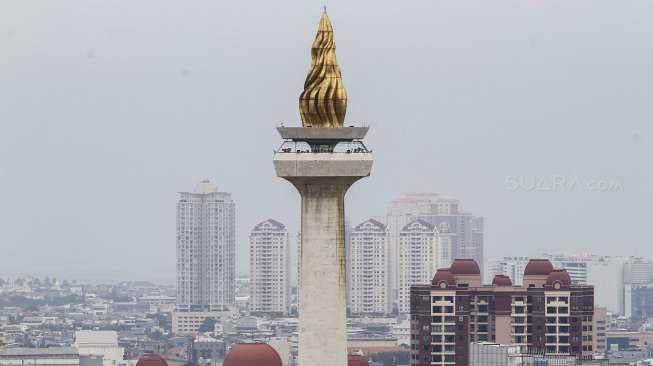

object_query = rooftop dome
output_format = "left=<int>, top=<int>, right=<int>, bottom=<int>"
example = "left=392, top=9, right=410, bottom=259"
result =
left=432, top=268, right=455, bottom=286
left=348, top=354, right=370, bottom=366
left=524, top=259, right=554, bottom=276
left=449, top=259, right=481, bottom=275
left=223, top=343, right=282, bottom=366
left=136, top=354, right=168, bottom=366
left=546, top=269, right=572, bottom=287
left=492, top=275, right=513, bottom=286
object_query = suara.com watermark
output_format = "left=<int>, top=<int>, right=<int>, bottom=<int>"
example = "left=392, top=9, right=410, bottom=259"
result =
left=506, top=175, right=623, bottom=192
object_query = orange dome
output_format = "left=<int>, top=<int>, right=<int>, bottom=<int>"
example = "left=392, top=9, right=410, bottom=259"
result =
left=348, top=354, right=369, bottom=366
left=524, top=259, right=554, bottom=276
left=449, top=259, right=480, bottom=275
left=224, top=343, right=282, bottom=366
left=432, top=268, right=455, bottom=286
left=492, top=275, right=512, bottom=286
left=136, top=354, right=168, bottom=366
left=546, top=269, right=571, bottom=287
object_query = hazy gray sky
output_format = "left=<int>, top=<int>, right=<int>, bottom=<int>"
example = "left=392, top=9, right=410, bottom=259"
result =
left=1, top=0, right=651, bottom=283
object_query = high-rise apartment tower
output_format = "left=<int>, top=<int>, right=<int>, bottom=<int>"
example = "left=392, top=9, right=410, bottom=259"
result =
left=249, top=219, right=291, bottom=315
left=176, top=180, right=235, bottom=312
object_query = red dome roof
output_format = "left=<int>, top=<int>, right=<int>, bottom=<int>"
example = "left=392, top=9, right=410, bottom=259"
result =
left=348, top=354, right=369, bottom=366
left=449, top=259, right=480, bottom=275
left=432, top=268, right=455, bottom=286
left=492, top=275, right=513, bottom=286
left=546, top=269, right=571, bottom=287
left=136, top=354, right=168, bottom=366
left=524, top=259, right=554, bottom=276
left=224, top=343, right=282, bottom=366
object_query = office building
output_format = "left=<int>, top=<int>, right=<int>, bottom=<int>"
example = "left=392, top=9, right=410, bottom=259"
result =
left=176, top=180, right=235, bottom=314
left=349, top=218, right=391, bottom=315
left=410, top=258, right=595, bottom=366
left=249, top=219, right=291, bottom=315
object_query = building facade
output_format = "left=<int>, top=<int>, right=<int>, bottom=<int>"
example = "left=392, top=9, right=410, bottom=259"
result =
left=249, top=219, right=291, bottom=315
left=73, top=331, right=124, bottom=366
left=398, top=219, right=440, bottom=314
left=176, top=180, right=235, bottom=313
left=387, top=194, right=483, bottom=310
left=174, top=180, right=235, bottom=334
left=348, top=218, right=391, bottom=316
left=0, top=348, right=80, bottom=366
left=410, top=259, right=595, bottom=366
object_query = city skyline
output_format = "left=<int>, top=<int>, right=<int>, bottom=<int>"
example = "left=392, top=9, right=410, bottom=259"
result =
left=2, top=1, right=651, bottom=283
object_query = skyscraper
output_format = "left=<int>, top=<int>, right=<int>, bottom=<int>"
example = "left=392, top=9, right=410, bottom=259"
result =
left=398, top=219, right=440, bottom=314
left=175, top=180, right=235, bottom=312
left=249, top=219, right=291, bottom=315
left=348, top=218, right=390, bottom=316
left=386, top=193, right=484, bottom=309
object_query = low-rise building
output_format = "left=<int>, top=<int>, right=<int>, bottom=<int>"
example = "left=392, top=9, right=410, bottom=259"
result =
left=0, top=347, right=80, bottom=366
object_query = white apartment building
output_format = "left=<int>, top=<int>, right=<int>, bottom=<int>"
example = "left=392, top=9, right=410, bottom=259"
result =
left=398, top=219, right=439, bottom=314
left=387, top=193, right=484, bottom=310
left=176, top=180, right=235, bottom=313
left=348, top=218, right=391, bottom=315
left=249, top=219, right=291, bottom=315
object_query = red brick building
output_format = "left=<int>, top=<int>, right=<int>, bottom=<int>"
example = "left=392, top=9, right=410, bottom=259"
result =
left=410, top=259, right=594, bottom=366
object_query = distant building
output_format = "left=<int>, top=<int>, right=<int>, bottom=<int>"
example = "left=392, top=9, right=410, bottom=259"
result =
left=249, top=219, right=291, bottom=316
left=594, top=307, right=608, bottom=355
left=630, top=284, right=653, bottom=322
left=348, top=218, right=391, bottom=316
left=546, top=254, right=590, bottom=285
left=410, top=259, right=595, bottom=366
left=74, top=331, right=124, bottom=366
left=0, top=315, right=7, bottom=346
left=587, top=257, right=629, bottom=315
left=486, top=257, right=530, bottom=286
left=171, top=309, right=235, bottom=335
left=626, top=258, right=653, bottom=285
left=386, top=193, right=483, bottom=310
left=398, top=219, right=439, bottom=314
left=0, top=347, right=80, bottom=366
left=176, top=180, right=235, bottom=313
left=469, top=342, right=584, bottom=366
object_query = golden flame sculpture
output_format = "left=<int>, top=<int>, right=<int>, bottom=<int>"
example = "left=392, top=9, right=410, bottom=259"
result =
left=299, top=12, right=347, bottom=128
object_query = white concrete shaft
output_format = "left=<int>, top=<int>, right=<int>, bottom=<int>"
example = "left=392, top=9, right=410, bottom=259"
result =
left=296, top=179, right=350, bottom=366
left=274, top=151, right=372, bottom=366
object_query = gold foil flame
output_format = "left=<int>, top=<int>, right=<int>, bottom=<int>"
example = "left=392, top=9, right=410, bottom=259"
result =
left=299, top=12, right=347, bottom=128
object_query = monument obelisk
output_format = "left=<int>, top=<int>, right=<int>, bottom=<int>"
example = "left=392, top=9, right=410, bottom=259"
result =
left=273, top=11, right=374, bottom=366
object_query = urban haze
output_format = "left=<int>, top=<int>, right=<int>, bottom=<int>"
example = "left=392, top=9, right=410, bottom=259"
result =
left=1, top=0, right=652, bottom=283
